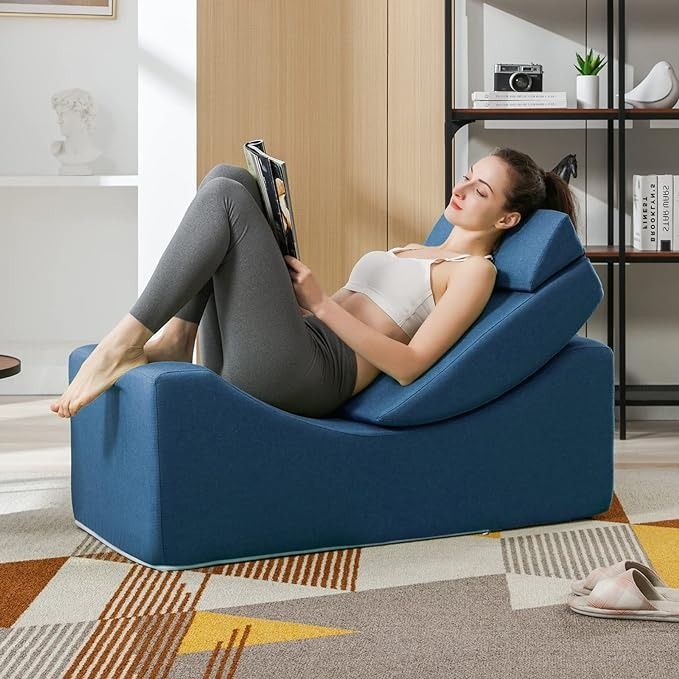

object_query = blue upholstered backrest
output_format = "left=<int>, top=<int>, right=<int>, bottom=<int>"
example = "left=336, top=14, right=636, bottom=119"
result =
left=425, top=208, right=584, bottom=292
left=337, top=208, right=604, bottom=427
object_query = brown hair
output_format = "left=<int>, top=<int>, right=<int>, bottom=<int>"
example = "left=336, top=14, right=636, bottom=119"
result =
left=489, top=146, right=578, bottom=233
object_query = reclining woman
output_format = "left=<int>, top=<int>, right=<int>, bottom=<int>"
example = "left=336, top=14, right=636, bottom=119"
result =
left=50, top=146, right=577, bottom=419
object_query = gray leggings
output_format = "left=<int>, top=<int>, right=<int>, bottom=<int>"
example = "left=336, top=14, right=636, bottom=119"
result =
left=129, top=163, right=357, bottom=418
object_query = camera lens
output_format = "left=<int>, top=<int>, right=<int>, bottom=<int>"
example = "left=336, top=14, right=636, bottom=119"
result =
left=509, top=73, right=531, bottom=92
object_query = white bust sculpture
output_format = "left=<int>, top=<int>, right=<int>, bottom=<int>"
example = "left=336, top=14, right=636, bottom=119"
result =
left=50, top=88, right=102, bottom=175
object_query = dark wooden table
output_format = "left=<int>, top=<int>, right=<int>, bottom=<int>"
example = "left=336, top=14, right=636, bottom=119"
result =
left=0, top=355, right=21, bottom=379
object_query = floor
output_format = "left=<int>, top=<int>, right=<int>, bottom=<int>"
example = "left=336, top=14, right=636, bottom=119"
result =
left=1, top=396, right=678, bottom=678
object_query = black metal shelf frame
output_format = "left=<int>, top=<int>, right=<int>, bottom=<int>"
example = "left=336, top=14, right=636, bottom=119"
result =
left=444, top=0, right=679, bottom=440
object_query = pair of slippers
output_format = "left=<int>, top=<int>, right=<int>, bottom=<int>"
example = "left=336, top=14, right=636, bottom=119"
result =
left=567, top=560, right=679, bottom=622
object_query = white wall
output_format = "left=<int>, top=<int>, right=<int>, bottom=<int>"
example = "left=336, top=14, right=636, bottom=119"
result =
left=138, top=0, right=197, bottom=298
left=0, top=7, right=137, bottom=175
left=0, top=0, right=198, bottom=395
left=0, top=1, right=139, bottom=395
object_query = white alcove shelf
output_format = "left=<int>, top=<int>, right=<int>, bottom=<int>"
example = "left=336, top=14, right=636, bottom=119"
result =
left=0, top=175, right=139, bottom=187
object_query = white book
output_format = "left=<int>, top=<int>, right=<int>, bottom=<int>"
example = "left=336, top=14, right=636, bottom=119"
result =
left=633, top=175, right=656, bottom=250
left=471, top=91, right=567, bottom=101
left=649, top=175, right=658, bottom=250
left=632, top=175, right=641, bottom=250
left=472, top=100, right=567, bottom=108
left=674, top=175, right=679, bottom=251
left=658, top=174, right=673, bottom=252
left=633, top=175, right=643, bottom=250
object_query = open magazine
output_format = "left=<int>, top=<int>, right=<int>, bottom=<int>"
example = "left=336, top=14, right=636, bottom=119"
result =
left=242, top=139, right=301, bottom=260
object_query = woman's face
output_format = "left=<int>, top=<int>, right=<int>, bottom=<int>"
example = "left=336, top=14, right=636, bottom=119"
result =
left=444, top=155, right=519, bottom=232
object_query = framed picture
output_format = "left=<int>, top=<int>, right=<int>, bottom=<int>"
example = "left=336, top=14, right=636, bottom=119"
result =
left=0, top=0, right=116, bottom=19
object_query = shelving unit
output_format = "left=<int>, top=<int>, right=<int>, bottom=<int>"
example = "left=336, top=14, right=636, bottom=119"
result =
left=444, top=0, right=679, bottom=440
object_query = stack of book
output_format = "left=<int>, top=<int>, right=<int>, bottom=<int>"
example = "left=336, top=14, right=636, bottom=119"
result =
left=633, top=175, right=679, bottom=252
left=471, top=91, right=568, bottom=108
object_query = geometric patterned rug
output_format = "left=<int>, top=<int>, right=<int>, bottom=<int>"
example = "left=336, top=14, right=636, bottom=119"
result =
left=1, top=467, right=678, bottom=678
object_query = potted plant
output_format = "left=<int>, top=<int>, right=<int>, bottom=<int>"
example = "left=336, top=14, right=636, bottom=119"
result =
left=575, top=48, right=607, bottom=108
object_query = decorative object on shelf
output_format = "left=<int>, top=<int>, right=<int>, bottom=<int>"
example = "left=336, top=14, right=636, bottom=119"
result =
left=494, top=63, right=543, bottom=92
left=574, top=49, right=607, bottom=109
left=0, top=0, right=115, bottom=19
left=624, top=61, right=679, bottom=109
left=50, top=88, right=102, bottom=176
left=551, top=154, right=578, bottom=184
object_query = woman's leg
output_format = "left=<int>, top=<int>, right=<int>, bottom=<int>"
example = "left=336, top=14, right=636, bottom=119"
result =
left=130, top=171, right=354, bottom=416
left=54, top=164, right=355, bottom=418
left=169, top=164, right=268, bottom=372
left=53, top=165, right=254, bottom=418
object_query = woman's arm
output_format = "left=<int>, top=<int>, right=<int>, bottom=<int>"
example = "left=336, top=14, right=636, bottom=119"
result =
left=312, top=297, right=413, bottom=386
left=300, top=288, right=346, bottom=316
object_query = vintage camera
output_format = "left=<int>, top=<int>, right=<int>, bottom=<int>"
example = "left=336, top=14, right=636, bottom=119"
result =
left=494, top=63, right=543, bottom=92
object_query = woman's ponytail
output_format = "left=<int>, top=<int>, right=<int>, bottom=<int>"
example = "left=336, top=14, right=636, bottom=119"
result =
left=542, top=169, right=578, bottom=230
left=490, top=147, right=579, bottom=231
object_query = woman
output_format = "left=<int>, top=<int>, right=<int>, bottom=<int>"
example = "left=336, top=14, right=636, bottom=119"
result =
left=50, top=146, right=577, bottom=419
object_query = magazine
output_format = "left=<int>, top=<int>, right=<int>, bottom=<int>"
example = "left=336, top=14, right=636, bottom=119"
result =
left=242, top=139, right=301, bottom=260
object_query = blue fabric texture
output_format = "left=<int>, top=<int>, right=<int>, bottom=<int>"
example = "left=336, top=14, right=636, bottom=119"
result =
left=337, top=209, right=603, bottom=426
left=68, top=208, right=614, bottom=570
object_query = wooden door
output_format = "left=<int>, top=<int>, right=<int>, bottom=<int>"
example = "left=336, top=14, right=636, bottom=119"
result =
left=196, top=0, right=443, bottom=365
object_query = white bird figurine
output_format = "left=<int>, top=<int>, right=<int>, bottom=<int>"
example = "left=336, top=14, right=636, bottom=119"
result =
left=624, top=61, right=679, bottom=109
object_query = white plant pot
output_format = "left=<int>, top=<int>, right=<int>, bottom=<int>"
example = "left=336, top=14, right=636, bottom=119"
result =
left=576, top=74, right=600, bottom=109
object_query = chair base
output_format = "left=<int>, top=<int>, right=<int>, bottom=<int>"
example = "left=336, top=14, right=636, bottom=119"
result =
left=74, top=518, right=497, bottom=572
left=69, top=335, right=614, bottom=571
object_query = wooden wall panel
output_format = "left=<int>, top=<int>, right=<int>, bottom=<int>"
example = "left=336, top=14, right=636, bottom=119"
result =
left=388, top=0, right=445, bottom=247
left=197, top=0, right=388, bottom=294
left=196, top=1, right=443, bottom=365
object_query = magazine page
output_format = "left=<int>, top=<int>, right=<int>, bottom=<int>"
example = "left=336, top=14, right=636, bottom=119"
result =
left=245, top=144, right=289, bottom=256
left=242, top=140, right=277, bottom=229
left=242, top=140, right=301, bottom=260
left=268, top=157, right=301, bottom=260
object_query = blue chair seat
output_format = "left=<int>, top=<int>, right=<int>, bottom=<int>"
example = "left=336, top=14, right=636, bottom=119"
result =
left=69, top=209, right=614, bottom=570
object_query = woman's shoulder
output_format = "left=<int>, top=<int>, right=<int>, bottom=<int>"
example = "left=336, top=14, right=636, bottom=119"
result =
left=455, top=254, right=498, bottom=276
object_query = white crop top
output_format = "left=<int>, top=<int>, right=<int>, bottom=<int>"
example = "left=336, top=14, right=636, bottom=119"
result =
left=342, top=245, right=495, bottom=339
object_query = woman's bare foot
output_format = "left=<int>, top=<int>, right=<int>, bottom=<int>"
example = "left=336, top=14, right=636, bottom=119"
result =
left=50, top=340, right=149, bottom=419
left=143, top=333, right=194, bottom=364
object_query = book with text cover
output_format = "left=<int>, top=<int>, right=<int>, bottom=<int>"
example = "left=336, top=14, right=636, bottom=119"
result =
left=242, top=139, right=301, bottom=260
left=471, top=90, right=567, bottom=109
left=472, top=100, right=568, bottom=108
left=471, top=91, right=567, bottom=100
left=649, top=175, right=658, bottom=250
left=658, top=174, right=673, bottom=252
left=633, top=175, right=658, bottom=251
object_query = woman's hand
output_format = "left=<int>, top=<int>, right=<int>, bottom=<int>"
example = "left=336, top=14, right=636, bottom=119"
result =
left=284, top=255, right=329, bottom=314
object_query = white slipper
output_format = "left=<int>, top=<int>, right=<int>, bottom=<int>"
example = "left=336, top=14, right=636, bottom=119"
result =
left=567, top=568, right=679, bottom=622
left=570, top=559, right=679, bottom=601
